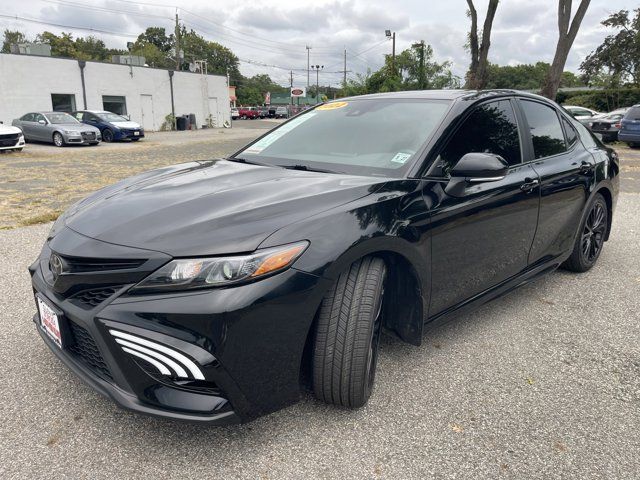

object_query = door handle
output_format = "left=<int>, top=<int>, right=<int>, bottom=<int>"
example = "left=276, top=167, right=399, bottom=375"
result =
left=580, top=161, right=594, bottom=174
left=520, top=178, right=539, bottom=192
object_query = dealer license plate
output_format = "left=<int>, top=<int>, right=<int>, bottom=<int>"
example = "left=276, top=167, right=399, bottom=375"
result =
left=37, top=295, right=62, bottom=348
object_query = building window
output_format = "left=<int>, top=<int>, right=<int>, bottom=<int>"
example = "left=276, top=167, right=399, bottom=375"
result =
left=102, top=95, right=127, bottom=116
left=51, top=94, right=76, bottom=112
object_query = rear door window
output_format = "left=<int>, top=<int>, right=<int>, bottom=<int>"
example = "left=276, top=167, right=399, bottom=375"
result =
left=561, top=117, right=578, bottom=148
left=520, top=100, right=567, bottom=159
left=624, top=106, right=640, bottom=120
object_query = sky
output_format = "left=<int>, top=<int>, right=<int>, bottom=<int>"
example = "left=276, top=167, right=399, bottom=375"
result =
left=1, top=0, right=635, bottom=87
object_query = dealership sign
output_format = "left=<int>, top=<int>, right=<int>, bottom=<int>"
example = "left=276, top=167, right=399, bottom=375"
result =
left=291, top=87, right=306, bottom=97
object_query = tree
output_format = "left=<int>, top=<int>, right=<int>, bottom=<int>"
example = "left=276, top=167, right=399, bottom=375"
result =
left=580, top=8, right=640, bottom=87
left=540, top=0, right=591, bottom=99
left=465, top=0, right=499, bottom=89
left=485, top=62, right=587, bottom=90
left=36, top=31, right=77, bottom=58
left=134, top=27, right=173, bottom=54
left=179, top=27, right=241, bottom=81
left=74, top=36, right=109, bottom=61
left=2, top=29, right=27, bottom=53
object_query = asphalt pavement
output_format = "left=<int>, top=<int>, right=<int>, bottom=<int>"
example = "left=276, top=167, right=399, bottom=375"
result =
left=1, top=189, right=639, bottom=478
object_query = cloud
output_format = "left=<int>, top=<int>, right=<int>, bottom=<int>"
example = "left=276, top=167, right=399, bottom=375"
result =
left=2, top=0, right=638, bottom=85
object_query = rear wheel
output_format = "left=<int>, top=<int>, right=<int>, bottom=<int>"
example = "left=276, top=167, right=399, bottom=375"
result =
left=312, top=257, right=386, bottom=408
left=562, top=193, right=608, bottom=272
left=53, top=132, right=64, bottom=147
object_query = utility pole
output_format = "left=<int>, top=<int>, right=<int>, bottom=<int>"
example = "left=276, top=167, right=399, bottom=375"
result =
left=289, top=70, right=293, bottom=106
left=174, top=12, right=181, bottom=71
left=337, top=48, right=351, bottom=88
left=412, top=40, right=426, bottom=89
left=386, top=30, right=396, bottom=76
left=311, top=64, right=323, bottom=104
left=306, top=45, right=311, bottom=88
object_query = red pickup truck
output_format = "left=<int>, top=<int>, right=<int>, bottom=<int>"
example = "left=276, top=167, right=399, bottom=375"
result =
left=238, top=107, right=259, bottom=119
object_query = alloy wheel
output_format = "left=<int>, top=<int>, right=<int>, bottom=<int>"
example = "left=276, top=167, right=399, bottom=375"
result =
left=365, top=283, right=385, bottom=394
left=53, top=133, right=64, bottom=147
left=581, top=200, right=607, bottom=264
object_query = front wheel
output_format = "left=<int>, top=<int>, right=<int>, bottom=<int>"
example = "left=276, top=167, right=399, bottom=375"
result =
left=312, top=257, right=386, bottom=408
left=102, top=129, right=114, bottom=142
left=53, top=132, right=64, bottom=147
left=562, top=193, right=608, bottom=272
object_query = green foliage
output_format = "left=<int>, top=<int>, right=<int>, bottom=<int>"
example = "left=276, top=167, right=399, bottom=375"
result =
left=580, top=8, right=640, bottom=86
left=485, top=62, right=587, bottom=90
left=236, top=74, right=287, bottom=105
left=179, top=27, right=241, bottom=81
left=1, top=30, right=27, bottom=53
left=341, top=44, right=459, bottom=97
left=555, top=88, right=640, bottom=111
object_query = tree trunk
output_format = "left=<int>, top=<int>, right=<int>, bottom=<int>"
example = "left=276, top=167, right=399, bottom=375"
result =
left=541, top=0, right=591, bottom=100
left=465, top=0, right=499, bottom=90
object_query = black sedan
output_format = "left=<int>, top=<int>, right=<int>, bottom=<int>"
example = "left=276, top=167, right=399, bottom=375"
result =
left=30, top=90, right=618, bottom=424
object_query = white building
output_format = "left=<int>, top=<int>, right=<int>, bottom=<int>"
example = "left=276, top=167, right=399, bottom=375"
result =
left=0, top=53, right=231, bottom=130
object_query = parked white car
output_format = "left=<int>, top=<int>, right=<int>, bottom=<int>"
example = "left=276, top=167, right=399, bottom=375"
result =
left=563, top=105, right=605, bottom=123
left=0, top=123, right=25, bottom=152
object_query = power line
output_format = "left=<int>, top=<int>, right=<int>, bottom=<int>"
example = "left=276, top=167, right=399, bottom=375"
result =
left=0, top=13, right=140, bottom=37
left=36, top=0, right=173, bottom=21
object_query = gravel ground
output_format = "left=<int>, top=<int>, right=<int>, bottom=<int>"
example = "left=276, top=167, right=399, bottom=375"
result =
left=0, top=192, right=638, bottom=478
left=0, top=120, right=280, bottom=228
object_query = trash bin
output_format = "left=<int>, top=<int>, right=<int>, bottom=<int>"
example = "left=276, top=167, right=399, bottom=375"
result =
left=188, top=113, right=197, bottom=129
left=183, top=114, right=191, bottom=130
left=176, top=116, right=187, bottom=131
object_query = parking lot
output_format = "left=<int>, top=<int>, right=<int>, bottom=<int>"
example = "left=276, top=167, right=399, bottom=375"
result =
left=0, top=130, right=639, bottom=479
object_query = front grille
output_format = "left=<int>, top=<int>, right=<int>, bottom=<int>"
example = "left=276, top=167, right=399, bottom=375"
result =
left=81, top=131, right=96, bottom=140
left=67, top=321, right=113, bottom=381
left=69, top=286, right=120, bottom=309
left=0, top=133, right=19, bottom=147
left=592, top=123, right=611, bottom=130
left=60, top=255, right=146, bottom=273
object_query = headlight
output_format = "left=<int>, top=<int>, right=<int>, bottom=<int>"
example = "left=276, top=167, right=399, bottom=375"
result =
left=588, top=122, right=593, bottom=128
left=129, top=241, right=309, bottom=293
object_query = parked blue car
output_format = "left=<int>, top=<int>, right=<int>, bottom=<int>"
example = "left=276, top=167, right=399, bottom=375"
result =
left=72, top=110, right=145, bottom=142
left=618, top=105, right=640, bottom=147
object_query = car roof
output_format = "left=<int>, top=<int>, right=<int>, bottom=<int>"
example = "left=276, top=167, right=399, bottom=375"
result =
left=338, top=89, right=553, bottom=103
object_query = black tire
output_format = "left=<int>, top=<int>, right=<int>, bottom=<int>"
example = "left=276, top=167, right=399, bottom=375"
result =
left=562, top=193, right=608, bottom=272
left=312, top=257, right=386, bottom=408
left=53, top=132, right=64, bottom=147
left=102, top=129, right=114, bottom=142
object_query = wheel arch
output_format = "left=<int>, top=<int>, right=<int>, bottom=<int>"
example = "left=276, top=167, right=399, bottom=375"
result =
left=594, top=185, right=613, bottom=241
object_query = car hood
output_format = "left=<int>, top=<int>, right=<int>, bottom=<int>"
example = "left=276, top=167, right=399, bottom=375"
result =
left=0, top=123, right=21, bottom=134
left=111, top=121, right=142, bottom=129
left=57, top=123, right=100, bottom=133
left=64, top=159, right=385, bottom=257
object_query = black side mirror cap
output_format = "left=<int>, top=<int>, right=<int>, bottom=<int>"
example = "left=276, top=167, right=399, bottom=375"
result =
left=450, top=152, right=509, bottom=180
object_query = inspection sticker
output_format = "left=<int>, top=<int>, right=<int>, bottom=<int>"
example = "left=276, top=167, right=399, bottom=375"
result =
left=391, top=152, right=412, bottom=164
left=316, top=101, right=348, bottom=111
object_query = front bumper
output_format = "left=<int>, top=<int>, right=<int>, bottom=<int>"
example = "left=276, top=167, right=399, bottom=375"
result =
left=115, top=129, right=145, bottom=140
left=30, top=227, right=328, bottom=423
left=63, top=132, right=101, bottom=144
left=0, top=134, right=25, bottom=150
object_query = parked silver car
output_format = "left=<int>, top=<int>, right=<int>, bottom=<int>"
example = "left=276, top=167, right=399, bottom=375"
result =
left=12, top=112, right=101, bottom=147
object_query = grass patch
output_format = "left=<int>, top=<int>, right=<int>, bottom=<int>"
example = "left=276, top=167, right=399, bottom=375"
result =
left=19, top=210, right=63, bottom=226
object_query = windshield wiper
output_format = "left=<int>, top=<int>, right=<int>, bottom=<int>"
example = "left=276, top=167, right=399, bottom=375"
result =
left=278, top=164, right=342, bottom=174
left=224, top=157, right=275, bottom=168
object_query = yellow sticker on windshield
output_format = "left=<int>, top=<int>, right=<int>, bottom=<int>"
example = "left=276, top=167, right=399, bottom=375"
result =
left=317, top=101, right=348, bottom=111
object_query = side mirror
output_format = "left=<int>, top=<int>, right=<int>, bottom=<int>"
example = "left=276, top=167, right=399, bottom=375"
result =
left=445, top=152, right=509, bottom=197
left=38, top=119, right=46, bottom=125
left=450, top=152, right=509, bottom=180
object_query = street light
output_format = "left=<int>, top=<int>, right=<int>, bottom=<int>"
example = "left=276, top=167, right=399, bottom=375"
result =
left=386, top=30, right=396, bottom=76
left=311, top=64, right=324, bottom=104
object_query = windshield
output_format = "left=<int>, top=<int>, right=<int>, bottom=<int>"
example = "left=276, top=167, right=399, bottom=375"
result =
left=99, top=112, right=128, bottom=122
left=45, top=112, right=79, bottom=124
left=235, top=99, right=450, bottom=176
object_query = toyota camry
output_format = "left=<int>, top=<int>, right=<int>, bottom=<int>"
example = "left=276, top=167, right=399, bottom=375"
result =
left=30, top=90, right=618, bottom=424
